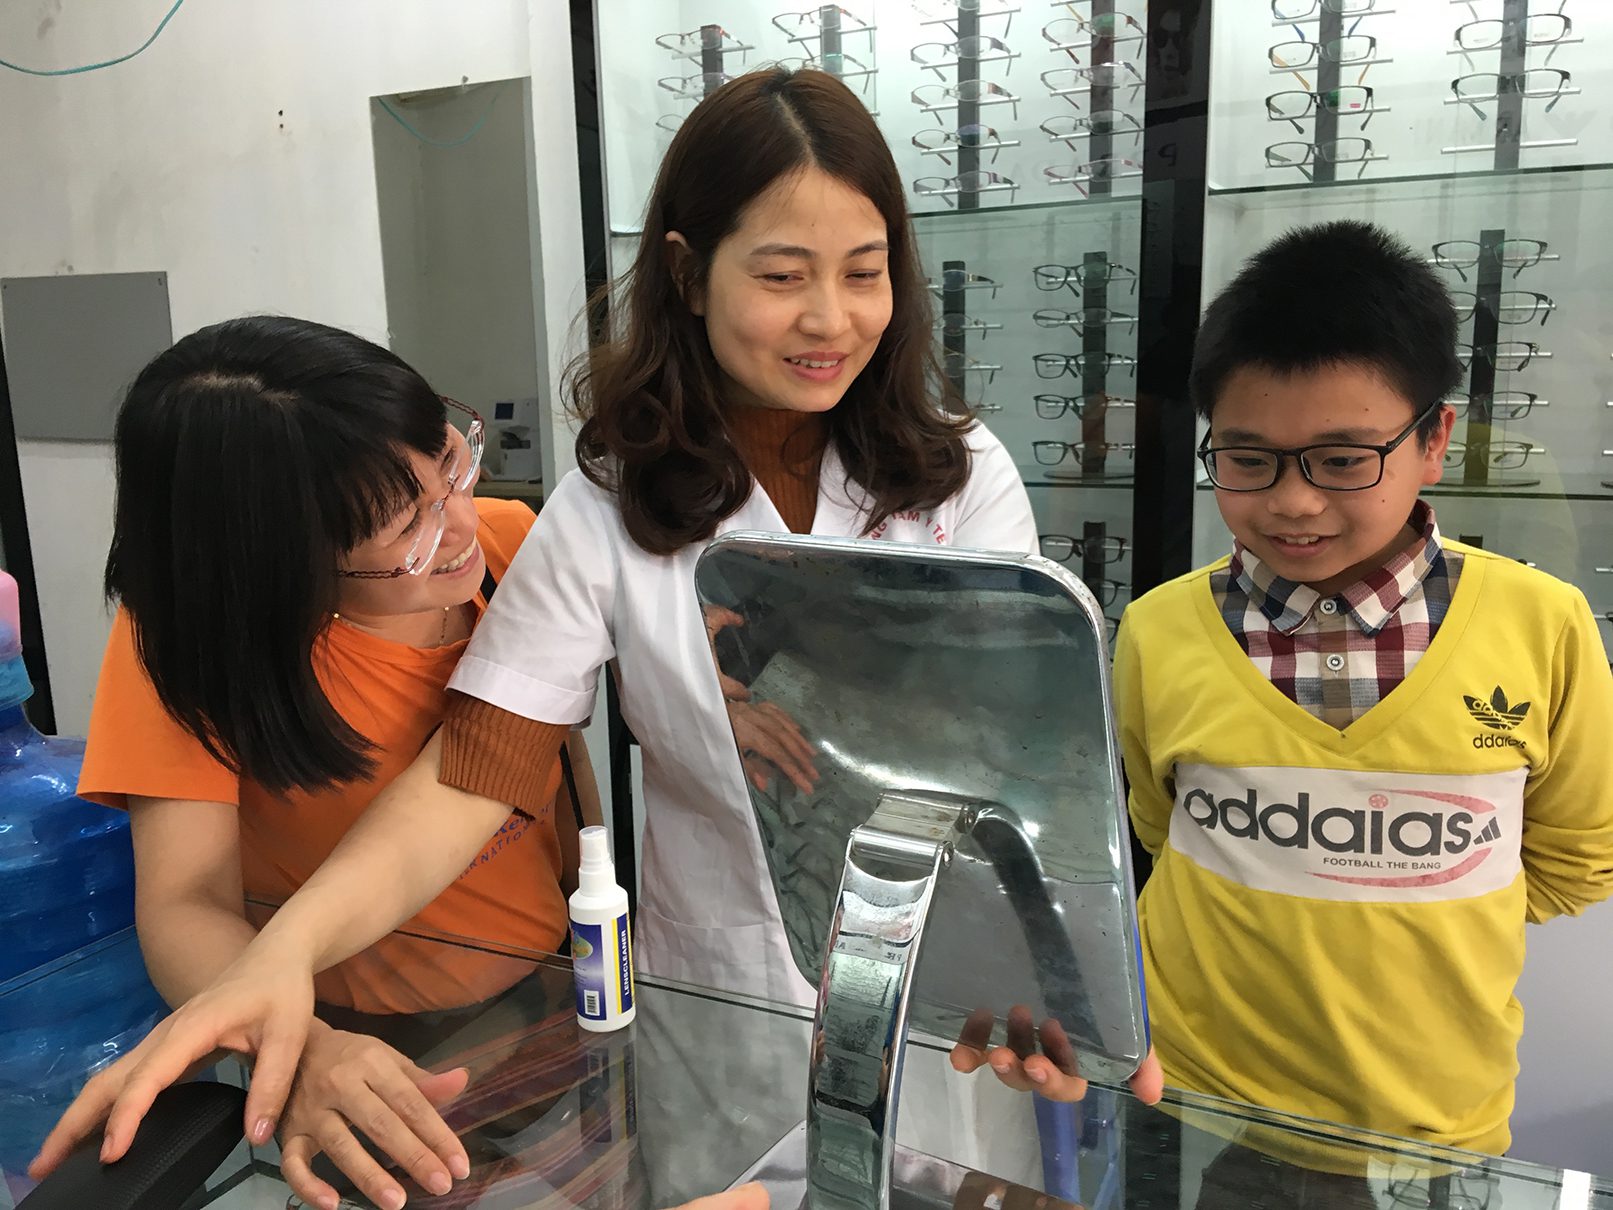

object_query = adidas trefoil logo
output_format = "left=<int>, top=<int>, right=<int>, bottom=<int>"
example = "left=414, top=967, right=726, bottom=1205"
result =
left=1464, top=686, right=1531, bottom=733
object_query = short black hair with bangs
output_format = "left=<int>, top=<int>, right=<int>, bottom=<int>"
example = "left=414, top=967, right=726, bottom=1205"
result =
left=1190, top=220, right=1461, bottom=446
left=105, top=315, right=448, bottom=793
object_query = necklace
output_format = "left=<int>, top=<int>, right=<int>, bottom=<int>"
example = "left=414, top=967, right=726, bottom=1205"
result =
left=332, top=604, right=455, bottom=647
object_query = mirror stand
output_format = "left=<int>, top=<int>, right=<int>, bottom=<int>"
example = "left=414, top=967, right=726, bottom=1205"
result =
left=808, top=791, right=974, bottom=1210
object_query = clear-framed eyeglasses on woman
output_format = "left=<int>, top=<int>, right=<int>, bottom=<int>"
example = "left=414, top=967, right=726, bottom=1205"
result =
left=338, top=397, right=484, bottom=579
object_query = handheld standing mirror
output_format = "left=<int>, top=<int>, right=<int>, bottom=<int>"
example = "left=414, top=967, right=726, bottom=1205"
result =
left=695, top=533, right=1149, bottom=1210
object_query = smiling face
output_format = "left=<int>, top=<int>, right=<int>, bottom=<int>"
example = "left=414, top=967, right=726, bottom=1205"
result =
left=1209, top=362, right=1454, bottom=595
left=334, top=431, right=486, bottom=617
left=675, top=165, right=893, bottom=414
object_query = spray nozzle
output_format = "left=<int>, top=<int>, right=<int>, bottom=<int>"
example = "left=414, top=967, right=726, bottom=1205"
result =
left=578, top=826, right=617, bottom=894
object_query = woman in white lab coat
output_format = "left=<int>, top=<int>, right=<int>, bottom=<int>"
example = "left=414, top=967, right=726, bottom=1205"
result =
left=41, top=66, right=1076, bottom=1195
left=431, top=63, right=1036, bottom=1007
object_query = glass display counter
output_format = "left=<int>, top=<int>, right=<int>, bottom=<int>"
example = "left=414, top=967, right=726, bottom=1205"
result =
left=23, top=925, right=1590, bottom=1210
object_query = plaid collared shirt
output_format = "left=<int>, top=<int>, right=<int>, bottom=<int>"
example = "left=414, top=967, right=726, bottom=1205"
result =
left=1209, top=501, right=1463, bottom=729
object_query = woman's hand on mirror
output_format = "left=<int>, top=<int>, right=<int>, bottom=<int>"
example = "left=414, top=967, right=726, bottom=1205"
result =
left=727, top=698, right=819, bottom=795
left=702, top=605, right=754, bottom=703
left=278, top=1022, right=470, bottom=1210
left=28, top=946, right=316, bottom=1179
left=948, top=1005, right=1164, bottom=1105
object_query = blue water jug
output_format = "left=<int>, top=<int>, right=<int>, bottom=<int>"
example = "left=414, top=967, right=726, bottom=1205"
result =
left=0, top=928, right=166, bottom=1174
left=0, top=571, right=166, bottom=1178
left=0, top=575, right=138, bottom=980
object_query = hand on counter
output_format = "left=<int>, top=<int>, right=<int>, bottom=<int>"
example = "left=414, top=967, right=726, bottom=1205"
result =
left=29, top=945, right=324, bottom=1180
left=948, top=1005, right=1164, bottom=1105
left=278, top=1021, right=469, bottom=1210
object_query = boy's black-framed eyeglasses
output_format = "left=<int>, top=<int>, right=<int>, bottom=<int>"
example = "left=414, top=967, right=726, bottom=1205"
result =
left=1198, top=402, right=1438, bottom=492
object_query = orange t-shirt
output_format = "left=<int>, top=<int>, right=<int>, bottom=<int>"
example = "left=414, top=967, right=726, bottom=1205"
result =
left=79, top=497, right=569, bottom=1013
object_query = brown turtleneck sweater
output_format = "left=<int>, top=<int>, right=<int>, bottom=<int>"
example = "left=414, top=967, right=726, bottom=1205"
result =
left=441, top=407, right=827, bottom=815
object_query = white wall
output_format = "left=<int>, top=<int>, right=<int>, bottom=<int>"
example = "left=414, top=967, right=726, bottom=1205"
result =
left=0, top=0, right=572, bottom=732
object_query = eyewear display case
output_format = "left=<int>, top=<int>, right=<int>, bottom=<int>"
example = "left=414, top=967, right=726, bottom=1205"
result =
left=591, top=0, right=1611, bottom=660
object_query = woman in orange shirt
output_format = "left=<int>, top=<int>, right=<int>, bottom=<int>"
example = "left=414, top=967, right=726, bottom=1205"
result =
left=74, top=314, right=589, bottom=1207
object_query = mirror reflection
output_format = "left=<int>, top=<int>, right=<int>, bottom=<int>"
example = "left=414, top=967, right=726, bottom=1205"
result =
left=694, top=531, right=1149, bottom=1083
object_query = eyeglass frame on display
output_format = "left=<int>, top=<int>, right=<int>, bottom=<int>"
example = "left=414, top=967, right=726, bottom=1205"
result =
left=918, top=0, right=1022, bottom=39
left=1034, top=393, right=1138, bottom=419
left=1033, top=352, right=1140, bottom=380
left=1086, top=576, right=1129, bottom=606
left=1265, top=86, right=1381, bottom=132
left=911, top=80, right=1021, bottom=119
left=1038, top=533, right=1130, bottom=563
left=1040, top=110, right=1144, bottom=144
left=934, top=313, right=1005, bottom=337
left=912, top=35, right=1020, bottom=79
left=1268, top=38, right=1378, bottom=90
left=1041, top=13, right=1147, bottom=56
left=1268, top=35, right=1379, bottom=70
left=770, top=7, right=875, bottom=39
left=911, top=123, right=1019, bottom=165
left=1443, top=391, right=1546, bottom=420
left=1033, top=307, right=1139, bottom=333
left=1033, top=440, right=1139, bottom=465
left=1450, top=68, right=1572, bottom=120
left=1454, top=14, right=1573, bottom=63
left=1270, top=0, right=1381, bottom=21
left=1443, top=439, right=1543, bottom=471
left=929, top=269, right=1001, bottom=297
left=1197, top=401, right=1436, bottom=493
left=944, top=354, right=1003, bottom=384
left=1430, top=238, right=1551, bottom=282
left=913, top=171, right=1020, bottom=206
left=1449, top=290, right=1554, bottom=327
left=1032, top=262, right=1139, bottom=295
left=654, top=26, right=751, bottom=60
left=338, top=398, right=485, bottom=579
left=1265, top=136, right=1381, bottom=180
left=1043, top=157, right=1145, bottom=194
left=1455, top=341, right=1546, bottom=373
left=1040, top=62, right=1146, bottom=105
left=657, top=71, right=735, bottom=101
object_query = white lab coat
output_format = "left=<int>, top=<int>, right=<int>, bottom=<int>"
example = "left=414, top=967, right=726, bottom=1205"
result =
left=449, top=424, right=1036, bottom=1003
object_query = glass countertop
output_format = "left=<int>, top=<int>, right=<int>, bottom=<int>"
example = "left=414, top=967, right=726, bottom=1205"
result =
left=198, top=923, right=1613, bottom=1210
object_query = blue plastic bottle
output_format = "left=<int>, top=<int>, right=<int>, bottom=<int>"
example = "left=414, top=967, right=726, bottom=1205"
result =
left=0, top=571, right=165, bottom=1180
left=0, top=573, right=138, bottom=979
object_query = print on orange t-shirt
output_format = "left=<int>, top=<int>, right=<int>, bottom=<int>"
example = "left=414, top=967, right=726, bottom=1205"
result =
left=79, top=497, right=570, bottom=1013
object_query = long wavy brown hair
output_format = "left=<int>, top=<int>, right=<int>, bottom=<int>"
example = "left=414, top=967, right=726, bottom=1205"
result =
left=568, top=67, right=971, bottom=555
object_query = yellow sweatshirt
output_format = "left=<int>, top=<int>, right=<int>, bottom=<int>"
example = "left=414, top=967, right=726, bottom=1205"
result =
left=1114, top=541, right=1613, bottom=1154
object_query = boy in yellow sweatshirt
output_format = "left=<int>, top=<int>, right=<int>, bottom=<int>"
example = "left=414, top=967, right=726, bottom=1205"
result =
left=1125, top=220, right=1613, bottom=1160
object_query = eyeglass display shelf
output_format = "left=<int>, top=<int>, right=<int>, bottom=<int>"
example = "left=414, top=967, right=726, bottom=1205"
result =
left=1026, top=476, right=1137, bottom=490
left=910, top=190, right=1139, bottom=222
left=1208, top=159, right=1613, bottom=200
